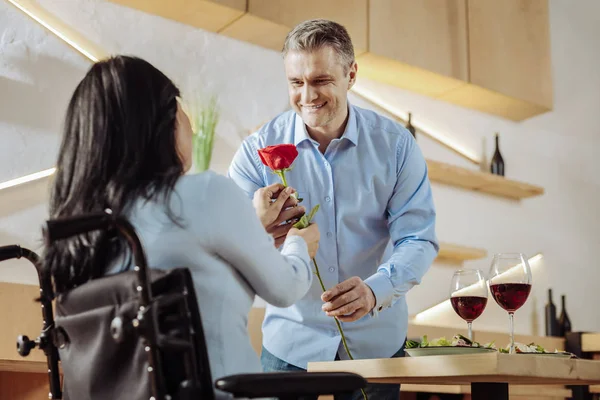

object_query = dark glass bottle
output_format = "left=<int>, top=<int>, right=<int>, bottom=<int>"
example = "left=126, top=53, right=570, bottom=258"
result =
left=490, top=133, right=505, bottom=176
left=558, top=295, right=572, bottom=336
left=406, top=113, right=416, bottom=139
left=545, top=289, right=559, bottom=336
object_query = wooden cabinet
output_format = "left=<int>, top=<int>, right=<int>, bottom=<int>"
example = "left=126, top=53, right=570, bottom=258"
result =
left=359, top=0, right=468, bottom=97
left=220, top=0, right=368, bottom=54
left=361, top=0, right=552, bottom=121
left=461, top=0, right=553, bottom=115
left=368, top=0, right=469, bottom=82
left=468, top=0, right=552, bottom=108
left=108, top=0, right=552, bottom=121
left=107, top=0, right=246, bottom=33
left=437, top=0, right=553, bottom=121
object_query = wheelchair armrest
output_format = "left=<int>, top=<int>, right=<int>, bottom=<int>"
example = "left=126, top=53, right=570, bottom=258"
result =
left=215, top=371, right=367, bottom=398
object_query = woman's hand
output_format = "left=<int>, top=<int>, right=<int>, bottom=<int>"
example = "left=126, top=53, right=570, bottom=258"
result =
left=288, top=224, right=320, bottom=259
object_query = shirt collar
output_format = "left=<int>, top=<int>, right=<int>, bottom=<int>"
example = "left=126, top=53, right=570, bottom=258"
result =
left=293, top=103, right=358, bottom=147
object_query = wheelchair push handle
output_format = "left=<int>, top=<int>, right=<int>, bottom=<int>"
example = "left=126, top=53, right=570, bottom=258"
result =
left=0, top=245, right=23, bottom=262
left=44, top=211, right=114, bottom=243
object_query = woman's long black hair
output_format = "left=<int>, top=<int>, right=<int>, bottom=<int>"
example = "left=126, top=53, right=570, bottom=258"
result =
left=43, top=55, right=183, bottom=295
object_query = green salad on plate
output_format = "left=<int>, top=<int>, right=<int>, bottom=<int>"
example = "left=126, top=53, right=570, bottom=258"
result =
left=405, top=334, right=495, bottom=349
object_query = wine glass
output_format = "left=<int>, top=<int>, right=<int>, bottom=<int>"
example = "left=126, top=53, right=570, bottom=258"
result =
left=449, top=269, right=488, bottom=341
left=488, top=253, right=532, bottom=354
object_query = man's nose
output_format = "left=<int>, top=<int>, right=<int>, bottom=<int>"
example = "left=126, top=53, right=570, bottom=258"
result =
left=302, top=84, right=318, bottom=103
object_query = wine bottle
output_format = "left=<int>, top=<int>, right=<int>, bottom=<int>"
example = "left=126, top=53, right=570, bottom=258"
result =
left=490, top=133, right=505, bottom=176
left=558, top=295, right=572, bottom=336
left=406, top=112, right=416, bottom=139
left=545, top=289, right=559, bottom=336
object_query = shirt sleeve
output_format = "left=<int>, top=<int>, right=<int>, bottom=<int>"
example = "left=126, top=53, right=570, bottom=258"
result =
left=205, top=173, right=313, bottom=308
left=364, top=135, right=439, bottom=315
left=227, top=135, right=265, bottom=199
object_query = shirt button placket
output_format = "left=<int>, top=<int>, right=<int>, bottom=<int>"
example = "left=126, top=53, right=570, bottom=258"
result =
left=324, top=159, right=338, bottom=281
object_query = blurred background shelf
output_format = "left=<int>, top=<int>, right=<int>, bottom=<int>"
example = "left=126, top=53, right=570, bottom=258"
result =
left=436, top=243, right=487, bottom=265
left=0, top=359, right=46, bottom=374
left=426, top=159, right=545, bottom=200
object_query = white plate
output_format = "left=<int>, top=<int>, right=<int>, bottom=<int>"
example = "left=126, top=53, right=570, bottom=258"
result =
left=405, top=346, right=497, bottom=357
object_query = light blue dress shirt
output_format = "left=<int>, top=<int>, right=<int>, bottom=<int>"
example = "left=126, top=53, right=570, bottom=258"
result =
left=228, top=103, right=439, bottom=369
left=108, top=171, right=313, bottom=381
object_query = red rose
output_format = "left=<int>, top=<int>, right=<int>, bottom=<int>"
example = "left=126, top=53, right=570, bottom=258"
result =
left=258, top=144, right=298, bottom=171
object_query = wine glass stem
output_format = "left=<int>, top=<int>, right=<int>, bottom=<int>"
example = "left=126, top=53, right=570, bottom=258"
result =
left=509, top=312, right=515, bottom=354
left=467, top=322, right=473, bottom=341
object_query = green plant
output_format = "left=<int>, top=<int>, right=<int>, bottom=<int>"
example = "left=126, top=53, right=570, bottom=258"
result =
left=188, top=96, right=219, bottom=172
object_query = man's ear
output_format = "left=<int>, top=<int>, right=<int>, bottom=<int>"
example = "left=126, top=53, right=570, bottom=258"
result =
left=348, top=61, right=358, bottom=90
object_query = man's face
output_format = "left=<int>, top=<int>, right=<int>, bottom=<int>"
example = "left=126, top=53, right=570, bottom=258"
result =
left=284, top=46, right=357, bottom=132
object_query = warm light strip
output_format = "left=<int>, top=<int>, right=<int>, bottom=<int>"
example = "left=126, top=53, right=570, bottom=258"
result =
left=7, top=0, right=101, bottom=63
left=2, top=1, right=103, bottom=192
left=350, top=84, right=481, bottom=165
left=0, top=168, right=56, bottom=191
left=413, top=253, right=543, bottom=323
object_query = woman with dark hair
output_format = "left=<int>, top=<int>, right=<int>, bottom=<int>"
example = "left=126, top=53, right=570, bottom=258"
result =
left=43, top=55, right=318, bottom=380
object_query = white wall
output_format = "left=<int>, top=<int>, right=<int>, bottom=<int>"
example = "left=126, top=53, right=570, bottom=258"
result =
left=0, top=3, right=90, bottom=283
left=1, top=0, right=599, bottom=336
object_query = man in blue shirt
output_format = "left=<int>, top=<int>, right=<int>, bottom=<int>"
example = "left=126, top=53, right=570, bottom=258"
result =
left=229, top=19, right=438, bottom=400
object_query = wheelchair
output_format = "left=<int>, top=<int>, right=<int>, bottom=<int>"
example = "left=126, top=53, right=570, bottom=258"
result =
left=0, top=210, right=366, bottom=400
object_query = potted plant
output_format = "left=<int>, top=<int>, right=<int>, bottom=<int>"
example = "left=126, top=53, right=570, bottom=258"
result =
left=187, top=96, right=219, bottom=172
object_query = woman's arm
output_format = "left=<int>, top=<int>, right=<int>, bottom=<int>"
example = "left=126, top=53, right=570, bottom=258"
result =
left=199, top=173, right=313, bottom=307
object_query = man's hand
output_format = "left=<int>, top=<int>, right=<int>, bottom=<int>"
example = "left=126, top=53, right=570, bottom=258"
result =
left=321, top=276, right=376, bottom=322
left=253, top=183, right=306, bottom=247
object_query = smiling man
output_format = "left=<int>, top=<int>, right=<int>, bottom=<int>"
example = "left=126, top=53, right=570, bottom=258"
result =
left=228, top=19, right=439, bottom=400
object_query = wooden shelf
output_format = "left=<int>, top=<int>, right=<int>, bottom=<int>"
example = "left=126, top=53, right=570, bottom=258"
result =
left=426, top=159, right=545, bottom=200
left=0, top=359, right=47, bottom=374
left=436, top=243, right=487, bottom=265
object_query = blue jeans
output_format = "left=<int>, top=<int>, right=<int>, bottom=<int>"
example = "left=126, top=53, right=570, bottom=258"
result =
left=261, top=343, right=405, bottom=400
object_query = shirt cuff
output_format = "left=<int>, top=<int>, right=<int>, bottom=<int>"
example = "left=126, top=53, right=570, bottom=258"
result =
left=281, top=235, right=311, bottom=265
left=364, top=272, right=395, bottom=317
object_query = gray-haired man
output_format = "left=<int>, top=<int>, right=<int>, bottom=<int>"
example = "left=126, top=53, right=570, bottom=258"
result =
left=229, top=19, right=438, bottom=400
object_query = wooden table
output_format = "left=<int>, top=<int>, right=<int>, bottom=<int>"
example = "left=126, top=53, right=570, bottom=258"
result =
left=581, top=333, right=600, bottom=396
left=400, top=383, right=571, bottom=399
left=308, top=353, right=600, bottom=400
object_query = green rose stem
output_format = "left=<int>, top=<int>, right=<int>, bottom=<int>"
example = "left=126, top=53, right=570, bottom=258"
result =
left=312, top=258, right=354, bottom=358
left=274, top=169, right=302, bottom=202
left=284, top=190, right=367, bottom=400
left=275, top=170, right=288, bottom=187
left=312, top=257, right=368, bottom=400
left=272, top=169, right=367, bottom=400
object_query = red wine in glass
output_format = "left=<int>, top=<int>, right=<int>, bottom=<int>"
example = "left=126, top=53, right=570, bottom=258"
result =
left=449, top=269, right=488, bottom=340
left=451, top=296, right=488, bottom=322
left=489, top=283, right=531, bottom=312
left=488, top=253, right=532, bottom=354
